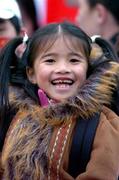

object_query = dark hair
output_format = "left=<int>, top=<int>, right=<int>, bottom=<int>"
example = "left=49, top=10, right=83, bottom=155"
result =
left=87, top=0, right=119, bottom=24
left=0, top=37, right=38, bottom=150
left=10, top=16, right=21, bottom=34
left=0, top=21, right=118, bottom=150
left=23, top=22, right=92, bottom=68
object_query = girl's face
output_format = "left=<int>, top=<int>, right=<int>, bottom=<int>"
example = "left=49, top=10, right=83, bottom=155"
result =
left=27, top=35, right=88, bottom=102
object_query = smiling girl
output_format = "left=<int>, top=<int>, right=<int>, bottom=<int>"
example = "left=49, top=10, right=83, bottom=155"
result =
left=0, top=22, right=119, bottom=179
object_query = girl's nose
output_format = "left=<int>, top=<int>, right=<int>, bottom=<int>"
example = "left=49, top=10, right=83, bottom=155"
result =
left=54, top=62, right=71, bottom=74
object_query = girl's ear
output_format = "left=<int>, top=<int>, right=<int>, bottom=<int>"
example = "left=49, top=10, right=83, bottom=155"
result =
left=95, top=4, right=108, bottom=25
left=26, top=67, right=37, bottom=84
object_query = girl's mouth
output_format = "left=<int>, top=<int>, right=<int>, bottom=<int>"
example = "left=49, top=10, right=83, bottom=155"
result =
left=51, top=79, right=74, bottom=85
left=51, top=79, right=74, bottom=91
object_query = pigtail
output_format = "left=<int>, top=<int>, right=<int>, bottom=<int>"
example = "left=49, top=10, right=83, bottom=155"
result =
left=0, top=37, right=23, bottom=112
left=91, top=37, right=119, bottom=83
left=95, top=38, right=119, bottom=115
left=0, top=35, right=38, bottom=120
left=0, top=36, right=39, bottom=150
left=88, top=37, right=119, bottom=115
left=95, top=37, right=118, bottom=61
left=89, top=37, right=119, bottom=72
left=0, top=37, right=23, bottom=150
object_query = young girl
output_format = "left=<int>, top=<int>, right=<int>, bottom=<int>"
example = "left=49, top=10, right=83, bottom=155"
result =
left=0, top=22, right=119, bottom=179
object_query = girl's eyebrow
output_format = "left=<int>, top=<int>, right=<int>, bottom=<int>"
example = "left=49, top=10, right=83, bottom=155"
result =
left=42, top=53, right=57, bottom=58
left=42, top=52, right=84, bottom=58
left=68, top=52, right=84, bottom=58
left=69, top=52, right=81, bottom=56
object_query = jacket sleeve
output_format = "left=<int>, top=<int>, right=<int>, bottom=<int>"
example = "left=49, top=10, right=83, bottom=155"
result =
left=76, top=106, right=119, bottom=180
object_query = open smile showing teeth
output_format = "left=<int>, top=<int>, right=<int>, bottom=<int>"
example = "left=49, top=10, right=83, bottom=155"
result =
left=52, top=79, right=74, bottom=85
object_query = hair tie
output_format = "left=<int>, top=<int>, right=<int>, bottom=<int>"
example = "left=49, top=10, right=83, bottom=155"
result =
left=15, top=32, right=28, bottom=58
left=91, top=35, right=101, bottom=43
left=23, top=31, right=28, bottom=45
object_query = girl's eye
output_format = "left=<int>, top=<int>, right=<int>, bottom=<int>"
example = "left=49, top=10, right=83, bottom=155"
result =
left=44, top=59, right=55, bottom=63
left=70, top=59, right=81, bottom=63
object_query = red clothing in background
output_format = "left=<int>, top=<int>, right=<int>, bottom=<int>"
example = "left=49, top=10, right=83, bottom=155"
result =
left=47, top=0, right=77, bottom=23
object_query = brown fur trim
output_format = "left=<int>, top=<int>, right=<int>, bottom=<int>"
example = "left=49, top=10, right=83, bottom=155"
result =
left=37, top=61, right=119, bottom=124
left=8, top=60, right=119, bottom=126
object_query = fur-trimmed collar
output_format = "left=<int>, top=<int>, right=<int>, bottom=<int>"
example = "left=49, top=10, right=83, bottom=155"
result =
left=9, top=60, right=119, bottom=126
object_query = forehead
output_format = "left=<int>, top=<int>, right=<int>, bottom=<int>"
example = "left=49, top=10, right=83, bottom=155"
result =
left=37, top=34, right=87, bottom=56
left=56, top=36, right=84, bottom=50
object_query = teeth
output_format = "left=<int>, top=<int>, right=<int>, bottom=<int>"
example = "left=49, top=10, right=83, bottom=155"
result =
left=52, top=79, right=73, bottom=84
left=56, top=84, right=70, bottom=88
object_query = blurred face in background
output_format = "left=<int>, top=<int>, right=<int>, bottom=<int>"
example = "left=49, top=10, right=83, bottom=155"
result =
left=0, top=19, right=17, bottom=49
left=0, top=19, right=17, bottom=38
left=76, top=0, right=101, bottom=36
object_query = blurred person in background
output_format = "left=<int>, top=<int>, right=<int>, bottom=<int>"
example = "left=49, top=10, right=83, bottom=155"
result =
left=16, top=0, right=39, bottom=36
left=75, top=0, right=119, bottom=56
left=0, top=0, right=23, bottom=50
left=74, top=0, right=119, bottom=116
